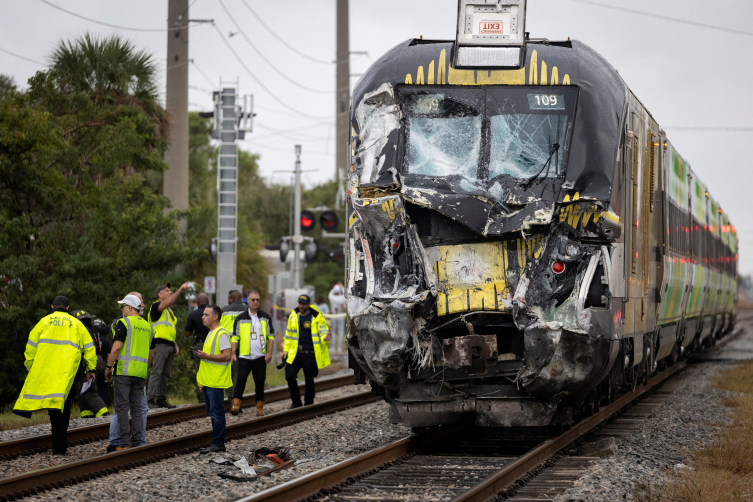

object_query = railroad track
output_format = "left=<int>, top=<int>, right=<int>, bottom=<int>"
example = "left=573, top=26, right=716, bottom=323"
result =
left=236, top=361, right=687, bottom=502
left=0, top=387, right=377, bottom=502
left=0, top=374, right=354, bottom=460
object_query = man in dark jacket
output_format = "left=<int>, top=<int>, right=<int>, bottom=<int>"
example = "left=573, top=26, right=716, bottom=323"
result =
left=71, top=310, right=110, bottom=419
left=229, top=290, right=275, bottom=416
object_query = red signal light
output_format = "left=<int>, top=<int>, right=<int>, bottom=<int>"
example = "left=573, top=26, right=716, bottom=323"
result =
left=300, top=210, right=316, bottom=232
left=320, top=210, right=340, bottom=231
left=552, top=260, right=566, bottom=274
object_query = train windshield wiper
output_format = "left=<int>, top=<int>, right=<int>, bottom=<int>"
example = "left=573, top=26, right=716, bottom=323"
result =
left=521, top=142, right=559, bottom=189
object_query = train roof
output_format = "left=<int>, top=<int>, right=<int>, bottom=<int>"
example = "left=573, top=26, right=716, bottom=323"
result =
left=351, top=39, right=628, bottom=206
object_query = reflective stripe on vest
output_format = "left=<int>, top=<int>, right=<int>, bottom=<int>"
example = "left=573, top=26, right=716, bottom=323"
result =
left=197, top=327, right=233, bottom=388
left=237, top=318, right=269, bottom=356
left=220, top=310, right=243, bottom=334
left=283, top=311, right=331, bottom=370
left=150, top=303, right=177, bottom=342
left=116, top=316, right=152, bottom=379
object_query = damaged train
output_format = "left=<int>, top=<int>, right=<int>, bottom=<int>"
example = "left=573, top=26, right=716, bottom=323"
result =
left=344, top=36, right=738, bottom=429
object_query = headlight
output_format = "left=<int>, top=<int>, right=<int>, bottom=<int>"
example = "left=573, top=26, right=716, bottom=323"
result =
left=565, top=243, right=580, bottom=258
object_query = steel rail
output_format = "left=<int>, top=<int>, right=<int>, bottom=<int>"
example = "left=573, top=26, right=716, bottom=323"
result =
left=0, top=390, right=377, bottom=502
left=0, top=374, right=354, bottom=460
left=236, top=361, right=687, bottom=502
left=235, top=425, right=467, bottom=502
left=449, top=360, right=687, bottom=501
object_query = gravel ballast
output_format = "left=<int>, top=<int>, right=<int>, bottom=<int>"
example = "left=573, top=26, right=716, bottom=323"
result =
left=0, top=382, right=368, bottom=479
left=554, top=361, right=736, bottom=502
left=24, top=399, right=409, bottom=501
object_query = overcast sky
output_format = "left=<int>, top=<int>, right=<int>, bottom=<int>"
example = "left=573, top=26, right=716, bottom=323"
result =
left=2, top=0, right=752, bottom=274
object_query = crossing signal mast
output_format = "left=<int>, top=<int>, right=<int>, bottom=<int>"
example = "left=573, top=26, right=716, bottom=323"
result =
left=212, top=80, right=254, bottom=298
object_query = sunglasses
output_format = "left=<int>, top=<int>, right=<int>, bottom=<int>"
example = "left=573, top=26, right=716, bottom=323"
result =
left=249, top=298, right=260, bottom=302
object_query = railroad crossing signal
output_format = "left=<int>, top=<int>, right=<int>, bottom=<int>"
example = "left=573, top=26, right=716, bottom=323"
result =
left=301, top=210, right=316, bottom=232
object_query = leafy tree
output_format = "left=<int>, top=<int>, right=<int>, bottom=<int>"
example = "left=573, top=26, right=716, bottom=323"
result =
left=0, top=74, right=16, bottom=98
left=0, top=35, right=198, bottom=406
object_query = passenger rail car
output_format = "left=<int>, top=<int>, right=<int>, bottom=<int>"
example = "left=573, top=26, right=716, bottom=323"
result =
left=344, top=37, right=738, bottom=429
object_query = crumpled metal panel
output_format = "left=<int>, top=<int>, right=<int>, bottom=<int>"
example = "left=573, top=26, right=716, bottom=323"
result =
left=351, top=300, right=415, bottom=383
left=353, top=83, right=401, bottom=187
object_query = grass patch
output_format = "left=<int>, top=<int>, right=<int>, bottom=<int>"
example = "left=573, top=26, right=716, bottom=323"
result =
left=645, top=361, right=753, bottom=501
left=0, top=403, right=82, bottom=432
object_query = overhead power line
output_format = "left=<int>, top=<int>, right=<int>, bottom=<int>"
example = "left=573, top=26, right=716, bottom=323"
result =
left=0, top=47, right=44, bottom=65
left=189, top=84, right=213, bottom=95
left=569, top=0, right=753, bottom=37
left=666, top=126, right=753, bottom=132
left=191, top=60, right=216, bottom=88
left=216, top=0, right=340, bottom=94
left=236, top=0, right=337, bottom=65
left=38, top=0, right=203, bottom=32
left=210, top=22, right=332, bottom=120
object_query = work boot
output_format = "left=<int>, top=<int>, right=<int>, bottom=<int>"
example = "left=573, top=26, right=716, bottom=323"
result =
left=106, top=445, right=118, bottom=453
left=287, top=403, right=302, bottom=410
left=230, top=398, right=241, bottom=416
left=199, top=443, right=226, bottom=454
left=156, top=399, right=176, bottom=409
left=51, top=449, right=66, bottom=456
left=256, top=400, right=265, bottom=417
left=147, top=399, right=158, bottom=410
left=115, top=446, right=129, bottom=451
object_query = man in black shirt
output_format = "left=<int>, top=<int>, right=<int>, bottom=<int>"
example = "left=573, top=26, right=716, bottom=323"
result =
left=184, top=292, right=209, bottom=402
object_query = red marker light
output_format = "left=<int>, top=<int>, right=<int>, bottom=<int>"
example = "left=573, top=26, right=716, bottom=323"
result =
left=301, top=217, right=314, bottom=228
left=552, top=260, right=566, bottom=274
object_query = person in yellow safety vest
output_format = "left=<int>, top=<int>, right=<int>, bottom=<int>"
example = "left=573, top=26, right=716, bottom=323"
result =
left=229, top=290, right=275, bottom=416
left=220, top=289, right=245, bottom=398
left=146, top=281, right=189, bottom=409
left=281, top=294, right=332, bottom=408
left=104, top=294, right=154, bottom=451
left=13, top=296, right=98, bottom=455
left=195, top=305, right=233, bottom=454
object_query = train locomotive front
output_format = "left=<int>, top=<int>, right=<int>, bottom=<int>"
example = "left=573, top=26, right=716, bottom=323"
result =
left=343, top=36, right=735, bottom=429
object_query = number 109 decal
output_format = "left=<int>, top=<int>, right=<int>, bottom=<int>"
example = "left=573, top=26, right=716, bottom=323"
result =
left=528, top=94, right=565, bottom=110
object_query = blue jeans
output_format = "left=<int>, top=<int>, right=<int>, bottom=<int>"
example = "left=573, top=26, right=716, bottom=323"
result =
left=203, top=387, right=226, bottom=446
left=109, top=386, right=148, bottom=447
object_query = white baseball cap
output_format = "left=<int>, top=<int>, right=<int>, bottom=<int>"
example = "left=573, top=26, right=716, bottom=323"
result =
left=333, top=285, right=342, bottom=294
left=117, top=294, right=142, bottom=309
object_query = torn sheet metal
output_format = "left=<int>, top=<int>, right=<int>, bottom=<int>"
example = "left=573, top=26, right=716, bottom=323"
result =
left=353, top=83, right=401, bottom=187
left=350, top=299, right=415, bottom=384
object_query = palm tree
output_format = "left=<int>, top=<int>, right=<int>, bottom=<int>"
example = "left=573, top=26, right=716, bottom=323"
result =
left=49, top=33, right=166, bottom=131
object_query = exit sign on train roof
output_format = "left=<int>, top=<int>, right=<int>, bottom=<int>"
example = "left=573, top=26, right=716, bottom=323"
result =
left=456, top=0, right=527, bottom=46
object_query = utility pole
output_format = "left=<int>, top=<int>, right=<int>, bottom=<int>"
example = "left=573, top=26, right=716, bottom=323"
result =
left=335, top=0, right=349, bottom=185
left=165, top=0, right=189, bottom=231
left=293, top=145, right=303, bottom=289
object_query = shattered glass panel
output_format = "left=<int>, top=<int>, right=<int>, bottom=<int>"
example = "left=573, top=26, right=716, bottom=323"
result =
left=407, top=116, right=482, bottom=178
left=489, top=114, right=569, bottom=179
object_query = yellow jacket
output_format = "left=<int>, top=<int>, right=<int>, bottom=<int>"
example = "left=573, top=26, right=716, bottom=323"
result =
left=14, top=309, right=97, bottom=414
left=283, top=307, right=331, bottom=369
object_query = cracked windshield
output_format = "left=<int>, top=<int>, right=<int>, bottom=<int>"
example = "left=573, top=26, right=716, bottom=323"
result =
left=403, top=87, right=577, bottom=202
